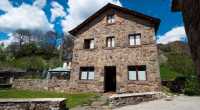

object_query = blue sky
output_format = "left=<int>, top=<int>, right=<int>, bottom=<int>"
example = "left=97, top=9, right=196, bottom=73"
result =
left=0, top=0, right=186, bottom=45
left=121, top=0, right=184, bottom=35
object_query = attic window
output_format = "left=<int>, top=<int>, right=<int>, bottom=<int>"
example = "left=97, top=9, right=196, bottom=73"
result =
left=84, top=39, right=94, bottom=49
left=107, top=14, right=115, bottom=24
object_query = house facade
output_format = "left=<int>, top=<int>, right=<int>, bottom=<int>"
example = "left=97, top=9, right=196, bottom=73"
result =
left=69, top=3, right=161, bottom=93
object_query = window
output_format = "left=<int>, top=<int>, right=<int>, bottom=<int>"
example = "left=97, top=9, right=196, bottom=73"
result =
left=107, top=15, right=115, bottom=24
left=128, top=65, right=146, bottom=81
left=84, top=39, right=94, bottom=49
left=129, top=34, right=141, bottom=46
left=106, top=37, right=115, bottom=48
left=80, top=67, right=95, bottom=80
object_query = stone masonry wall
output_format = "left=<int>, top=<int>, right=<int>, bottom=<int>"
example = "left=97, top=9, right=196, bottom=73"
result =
left=13, top=79, right=98, bottom=93
left=0, top=98, right=67, bottom=110
left=109, top=92, right=163, bottom=107
left=13, top=79, right=70, bottom=92
left=71, top=8, right=161, bottom=93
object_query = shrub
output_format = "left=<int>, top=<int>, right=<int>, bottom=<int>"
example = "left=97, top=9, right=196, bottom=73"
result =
left=160, top=64, right=178, bottom=81
left=12, top=56, right=48, bottom=71
left=184, top=76, right=200, bottom=96
left=170, top=76, right=186, bottom=93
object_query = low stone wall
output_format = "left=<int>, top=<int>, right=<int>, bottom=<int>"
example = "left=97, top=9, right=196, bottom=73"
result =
left=13, top=79, right=70, bottom=92
left=0, top=98, right=67, bottom=110
left=109, top=92, right=163, bottom=107
left=13, top=79, right=161, bottom=93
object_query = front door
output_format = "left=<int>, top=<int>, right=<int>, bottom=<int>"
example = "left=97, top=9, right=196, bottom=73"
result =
left=104, top=66, right=116, bottom=92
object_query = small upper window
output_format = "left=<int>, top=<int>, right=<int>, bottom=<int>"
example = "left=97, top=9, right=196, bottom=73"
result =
left=128, top=65, right=147, bottom=81
left=107, top=15, right=115, bottom=24
left=129, top=34, right=141, bottom=46
left=106, top=37, right=115, bottom=48
left=84, top=39, right=94, bottom=49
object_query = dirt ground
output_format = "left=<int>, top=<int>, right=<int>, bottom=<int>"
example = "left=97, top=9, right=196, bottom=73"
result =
left=114, top=95, right=200, bottom=110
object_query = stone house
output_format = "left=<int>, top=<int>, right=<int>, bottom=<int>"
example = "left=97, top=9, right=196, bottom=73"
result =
left=69, top=3, right=161, bottom=93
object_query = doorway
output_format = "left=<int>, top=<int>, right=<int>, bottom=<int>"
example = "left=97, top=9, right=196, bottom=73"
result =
left=104, top=66, right=116, bottom=92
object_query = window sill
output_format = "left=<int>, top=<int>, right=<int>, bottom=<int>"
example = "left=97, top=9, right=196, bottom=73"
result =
left=104, top=47, right=115, bottom=50
left=83, top=48, right=96, bottom=51
left=128, top=45, right=142, bottom=48
left=105, top=23, right=116, bottom=26
left=78, top=80, right=95, bottom=84
left=127, top=80, right=148, bottom=84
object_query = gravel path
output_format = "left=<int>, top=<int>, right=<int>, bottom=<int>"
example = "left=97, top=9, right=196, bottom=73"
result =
left=114, top=96, right=200, bottom=110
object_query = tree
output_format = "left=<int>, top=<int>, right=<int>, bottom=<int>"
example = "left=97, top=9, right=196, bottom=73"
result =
left=35, top=44, right=59, bottom=60
left=0, top=43, right=4, bottom=49
left=0, top=47, right=6, bottom=61
left=15, top=43, right=37, bottom=58
left=62, top=34, right=74, bottom=61
left=13, top=29, right=32, bottom=47
left=6, top=42, right=20, bottom=57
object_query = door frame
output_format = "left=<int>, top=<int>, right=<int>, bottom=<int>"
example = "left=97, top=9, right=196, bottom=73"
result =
left=104, top=66, right=116, bottom=92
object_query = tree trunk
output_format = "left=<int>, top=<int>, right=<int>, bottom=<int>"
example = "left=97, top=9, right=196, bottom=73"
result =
left=182, top=0, right=200, bottom=82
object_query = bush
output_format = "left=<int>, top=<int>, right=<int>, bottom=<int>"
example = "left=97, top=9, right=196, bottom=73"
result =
left=184, top=77, right=200, bottom=96
left=160, top=64, right=178, bottom=80
left=167, top=53, right=195, bottom=77
left=47, top=57, right=62, bottom=68
left=170, top=76, right=186, bottom=93
left=12, top=56, right=48, bottom=71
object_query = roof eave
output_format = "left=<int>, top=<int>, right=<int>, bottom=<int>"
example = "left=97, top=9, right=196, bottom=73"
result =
left=69, top=3, right=161, bottom=35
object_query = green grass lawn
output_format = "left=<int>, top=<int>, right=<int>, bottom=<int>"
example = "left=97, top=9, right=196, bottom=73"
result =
left=0, top=89, right=99, bottom=108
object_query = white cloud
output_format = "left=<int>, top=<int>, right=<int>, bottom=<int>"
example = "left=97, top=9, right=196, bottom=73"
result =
left=157, top=26, right=187, bottom=44
left=50, top=1, right=66, bottom=22
left=61, top=0, right=122, bottom=33
left=0, top=2, right=52, bottom=33
left=33, top=0, right=47, bottom=9
left=0, top=0, right=13, bottom=12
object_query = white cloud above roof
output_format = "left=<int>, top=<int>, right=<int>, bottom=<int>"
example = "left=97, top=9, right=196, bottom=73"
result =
left=157, top=26, right=187, bottom=44
left=61, top=0, right=122, bottom=33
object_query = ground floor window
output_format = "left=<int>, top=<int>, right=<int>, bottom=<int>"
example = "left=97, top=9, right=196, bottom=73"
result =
left=128, top=65, right=147, bottom=81
left=80, top=67, right=95, bottom=80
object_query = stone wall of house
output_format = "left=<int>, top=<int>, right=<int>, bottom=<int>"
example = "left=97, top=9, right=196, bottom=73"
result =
left=0, top=98, right=67, bottom=110
left=71, top=8, right=161, bottom=93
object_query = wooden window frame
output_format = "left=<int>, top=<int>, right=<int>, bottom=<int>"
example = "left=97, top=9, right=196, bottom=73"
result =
left=128, top=33, right=141, bottom=46
left=128, top=65, right=147, bottom=81
left=79, top=67, right=95, bottom=80
left=84, top=38, right=94, bottom=49
left=106, top=36, right=115, bottom=48
left=107, top=14, right=115, bottom=24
